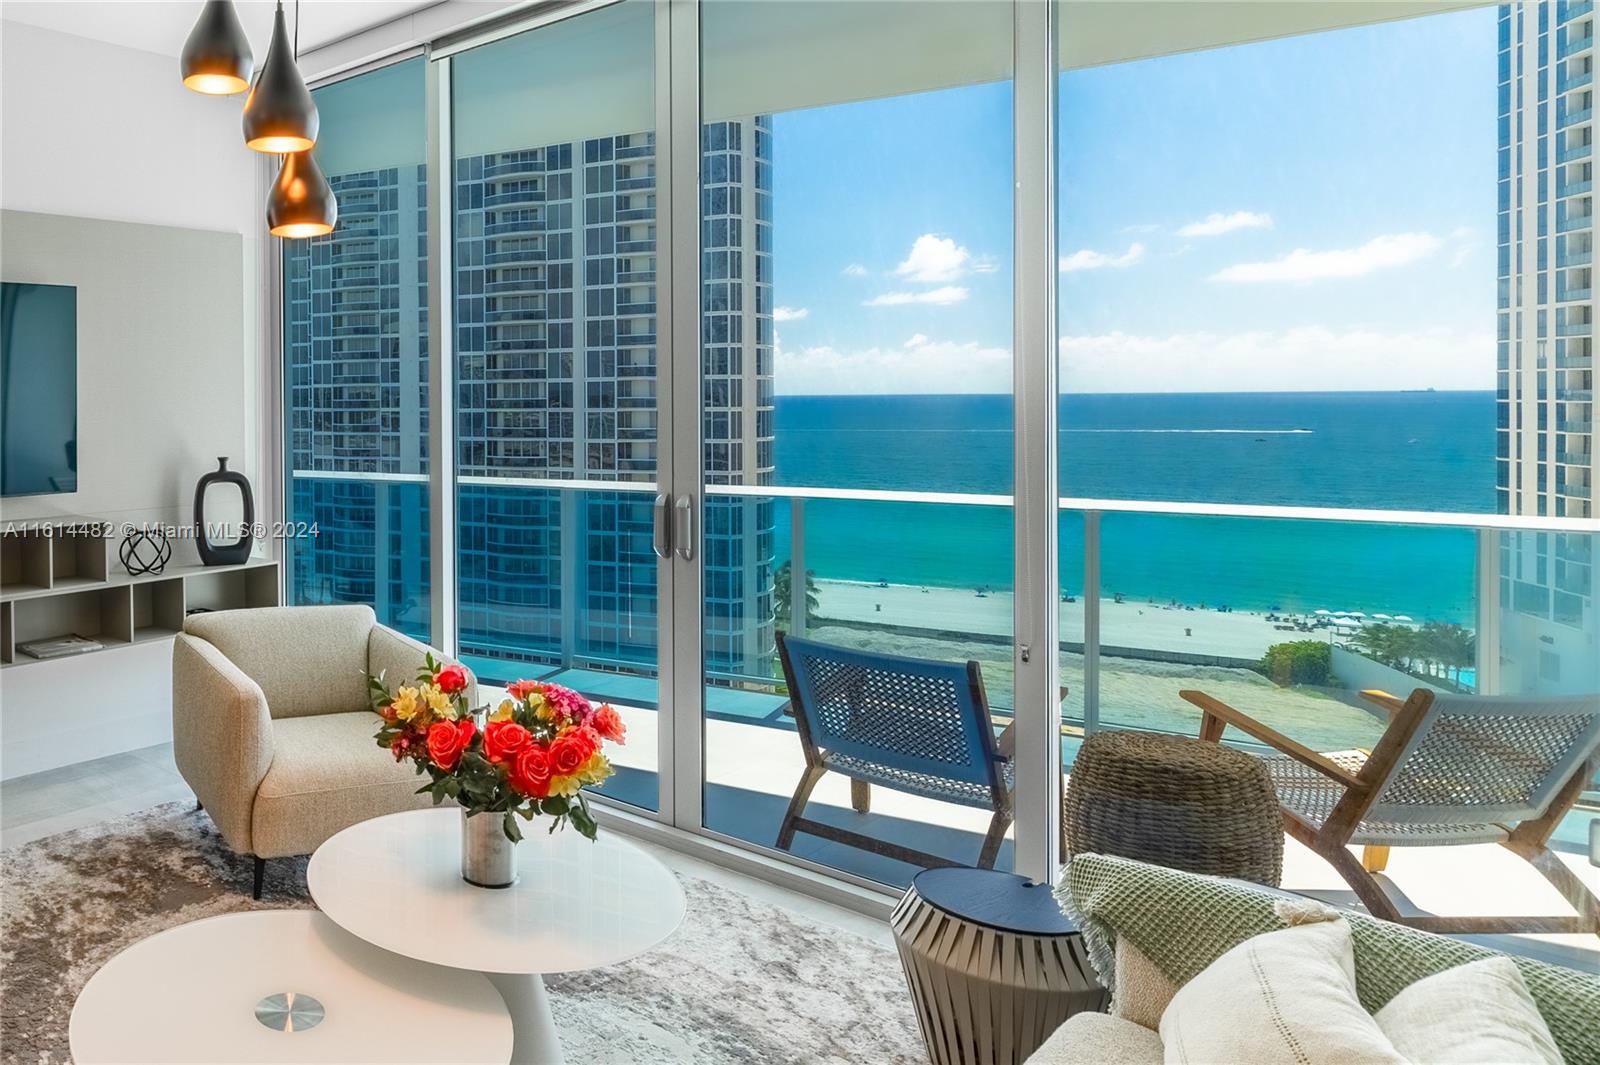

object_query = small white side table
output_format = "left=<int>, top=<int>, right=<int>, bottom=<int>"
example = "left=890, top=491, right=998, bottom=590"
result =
left=308, top=808, right=686, bottom=1065
left=69, top=910, right=513, bottom=1064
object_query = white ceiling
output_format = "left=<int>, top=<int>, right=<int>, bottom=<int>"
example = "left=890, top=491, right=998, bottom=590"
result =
left=0, top=0, right=443, bottom=59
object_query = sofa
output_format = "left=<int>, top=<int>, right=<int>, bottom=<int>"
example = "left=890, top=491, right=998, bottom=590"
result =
left=1027, top=854, right=1600, bottom=1065
left=172, top=605, right=475, bottom=896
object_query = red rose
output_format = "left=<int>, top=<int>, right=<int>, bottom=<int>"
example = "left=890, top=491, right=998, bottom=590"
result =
left=590, top=704, right=626, bottom=744
left=434, top=664, right=469, bottom=694
left=548, top=730, right=591, bottom=776
left=506, top=679, right=541, bottom=701
left=509, top=743, right=552, bottom=798
left=426, top=718, right=475, bottom=773
left=483, top=720, right=530, bottom=764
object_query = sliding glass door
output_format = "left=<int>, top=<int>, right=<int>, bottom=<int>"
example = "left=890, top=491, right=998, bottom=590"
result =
left=693, top=0, right=1019, bottom=887
left=448, top=1, right=663, bottom=810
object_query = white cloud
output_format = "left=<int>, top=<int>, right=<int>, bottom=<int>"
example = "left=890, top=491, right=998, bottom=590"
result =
left=842, top=263, right=868, bottom=277
left=1177, top=211, right=1273, bottom=238
left=895, top=234, right=972, bottom=283
left=971, top=254, right=1001, bottom=274
left=863, top=286, right=969, bottom=307
left=1211, top=232, right=1441, bottom=283
left=1059, top=242, right=1146, bottom=273
left=776, top=334, right=1011, bottom=395
left=1058, top=325, right=1493, bottom=392
left=773, top=306, right=809, bottom=322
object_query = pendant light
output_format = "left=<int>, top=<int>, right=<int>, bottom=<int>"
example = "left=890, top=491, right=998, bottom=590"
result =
left=242, top=0, right=318, bottom=153
left=180, top=0, right=253, bottom=95
left=268, top=150, right=337, bottom=238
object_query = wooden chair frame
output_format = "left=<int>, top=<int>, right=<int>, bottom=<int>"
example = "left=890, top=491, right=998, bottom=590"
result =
left=774, top=633, right=1015, bottom=870
left=1182, top=687, right=1600, bottom=936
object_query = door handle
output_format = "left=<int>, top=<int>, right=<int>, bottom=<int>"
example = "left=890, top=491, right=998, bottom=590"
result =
left=652, top=493, right=671, bottom=559
left=673, top=496, right=695, bottom=561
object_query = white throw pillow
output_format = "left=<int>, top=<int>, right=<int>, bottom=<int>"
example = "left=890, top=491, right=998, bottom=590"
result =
left=1159, top=918, right=1405, bottom=1065
left=1375, top=957, right=1563, bottom=1065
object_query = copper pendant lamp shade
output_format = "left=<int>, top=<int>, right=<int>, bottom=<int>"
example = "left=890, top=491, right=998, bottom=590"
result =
left=268, top=151, right=337, bottom=239
left=242, top=2, right=318, bottom=153
left=180, top=0, right=253, bottom=95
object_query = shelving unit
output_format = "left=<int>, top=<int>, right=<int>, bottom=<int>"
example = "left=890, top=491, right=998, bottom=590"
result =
left=0, top=525, right=278, bottom=669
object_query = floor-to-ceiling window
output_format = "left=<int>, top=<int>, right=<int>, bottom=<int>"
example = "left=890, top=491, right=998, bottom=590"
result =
left=283, top=57, right=431, bottom=641
left=695, top=0, right=1017, bottom=887
left=449, top=0, right=662, bottom=810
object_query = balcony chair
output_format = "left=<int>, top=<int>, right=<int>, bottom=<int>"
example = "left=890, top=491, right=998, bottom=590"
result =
left=1180, top=686, right=1600, bottom=935
left=774, top=633, right=1013, bottom=869
left=173, top=605, right=475, bottom=899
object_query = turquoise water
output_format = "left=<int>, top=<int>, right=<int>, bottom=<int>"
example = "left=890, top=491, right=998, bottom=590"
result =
left=771, top=392, right=1491, bottom=623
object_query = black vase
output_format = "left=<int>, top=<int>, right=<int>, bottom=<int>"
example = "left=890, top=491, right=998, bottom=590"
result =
left=194, top=457, right=255, bottom=566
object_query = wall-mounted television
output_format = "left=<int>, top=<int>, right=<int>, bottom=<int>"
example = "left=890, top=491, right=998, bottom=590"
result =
left=0, top=282, right=78, bottom=497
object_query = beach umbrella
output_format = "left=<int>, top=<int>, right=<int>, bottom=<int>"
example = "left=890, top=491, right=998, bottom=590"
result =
left=1313, top=609, right=1331, bottom=616
left=1394, top=615, right=1414, bottom=623
left=1348, top=611, right=1365, bottom=618
left=1333, top=611, right=1350, bottom=617
left=1373, top=613, right=1391, bottom=620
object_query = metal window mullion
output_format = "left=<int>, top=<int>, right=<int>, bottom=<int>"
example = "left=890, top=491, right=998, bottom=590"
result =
left=666, top=0, right=706, bottom=832
left=651, top=0, right=681, bottom=826
left=1011, top=0, right=1060, bottom=886
left=426, top=52, right=459, bottom=654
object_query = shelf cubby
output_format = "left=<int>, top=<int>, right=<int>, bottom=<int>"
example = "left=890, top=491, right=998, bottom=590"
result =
left=1, top=530, right=52, bottom=594
left=132, top=578, right=186, bottom=643
left=183, top=565, right=279, bottom=616
left=1, top=601, right=13, bottom=665
left=51, top=530, right=110, bottom=590
left=12, top=586, right=133, bottom=662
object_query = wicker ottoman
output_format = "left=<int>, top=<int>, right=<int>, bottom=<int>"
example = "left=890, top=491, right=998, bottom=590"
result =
left=1062, top=730, right=1283, bottom=885
left=891, top=868, right=1107, bottom=1065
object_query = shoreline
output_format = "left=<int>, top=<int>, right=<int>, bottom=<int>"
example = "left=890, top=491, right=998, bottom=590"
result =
left=810, top=577, right=1420, bottom=661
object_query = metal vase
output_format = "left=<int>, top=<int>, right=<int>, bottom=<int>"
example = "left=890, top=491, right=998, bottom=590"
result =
left=461, top=808, right=518, bottom=888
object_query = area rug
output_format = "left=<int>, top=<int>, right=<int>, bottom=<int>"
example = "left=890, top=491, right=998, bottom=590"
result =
left=1, top=803, right=922, bottom=1064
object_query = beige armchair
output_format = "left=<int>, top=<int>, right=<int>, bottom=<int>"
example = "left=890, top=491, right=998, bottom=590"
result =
left=172, top=604, right=475, bottom=897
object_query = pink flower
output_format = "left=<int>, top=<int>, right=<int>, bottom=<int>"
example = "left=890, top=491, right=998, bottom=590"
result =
left=542, top=684, right=591, bottom=723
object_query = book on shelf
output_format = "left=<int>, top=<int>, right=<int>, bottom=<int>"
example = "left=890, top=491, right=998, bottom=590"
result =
left=18, top=634, right=104, bottom=660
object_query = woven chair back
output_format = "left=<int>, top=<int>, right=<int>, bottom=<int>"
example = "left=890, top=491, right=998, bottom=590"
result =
left=1371, top=692, right=1600, bottom=827
left=776, top=634, right=1003, bottom=797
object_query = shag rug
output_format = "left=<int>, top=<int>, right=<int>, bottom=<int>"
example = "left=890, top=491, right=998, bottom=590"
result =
left=1, top=803, right=922, bottom=1064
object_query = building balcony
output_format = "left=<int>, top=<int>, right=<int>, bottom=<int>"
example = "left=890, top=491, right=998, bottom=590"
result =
left=1558, top=387, right=1595, bottom=402
left=1561, top=0, right=1594, bottom=21
left=1557, top=448, right=1593, bottom=464
left=1557, top=141, right=1594, bottom=163
left=1557, top=320, right=1595, bottom=337
left=1560, top=68, right=1595, bottom=93
left=1559, top=32, right=1596, bottom=60
left=1557, top=285, right=1595, bottom=301
left=1561, top=106, right=1595, bottom=129
left=1559, top=418, right=1595, bottom=433
left=1558, top=248, right=1595, bottom=268
left=1556, top=211, right=1594, bottom=233
left=1559, top=481, right=1593, bottom=499
left=1557, top=178, right=1594, bottom=198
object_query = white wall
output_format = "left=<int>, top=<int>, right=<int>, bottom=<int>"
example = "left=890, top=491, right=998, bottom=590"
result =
left=0, top=22, right=266, bottom=779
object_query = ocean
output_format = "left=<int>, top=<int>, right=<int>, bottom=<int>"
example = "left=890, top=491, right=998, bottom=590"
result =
left=768, top=391, right=1494, bottom=624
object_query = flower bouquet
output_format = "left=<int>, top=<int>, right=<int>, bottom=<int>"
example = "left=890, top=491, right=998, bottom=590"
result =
left=369, top=655, right=626, bottom=873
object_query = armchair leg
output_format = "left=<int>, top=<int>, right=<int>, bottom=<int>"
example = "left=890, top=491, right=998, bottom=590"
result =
left=977, top=812, right=1012, bottom=869
left=251, top=857, right=266, bottom=901
left=1198, top=711, right=1226, bottom=743
left=194, top=800, right=203, bottom=812
left=1508, top=842, right=1600, bottom=935
left=1321, top=843, right=1403, bottom=922
left=1362, top=845, right=1390, bottom=873
left=850, top=778, right=872, bottom=814
left=776, top=765, right=827, bottom=852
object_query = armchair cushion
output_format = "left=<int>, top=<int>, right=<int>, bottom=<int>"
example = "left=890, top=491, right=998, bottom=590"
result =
left=184, top=605, right=375, bottom=719
left=250, top=711, right=433, bottom=858
left=1028, top=1013, right=1162, bottom=1065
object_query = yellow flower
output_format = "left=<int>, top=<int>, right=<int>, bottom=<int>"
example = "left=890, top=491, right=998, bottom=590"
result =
left=422, top=683, right=455, bottom=718
left=549, top=774, right=582, bottom=798
left=532, top=695, right=554, bottom=722
left=390, top=686, right=421, bottom=722
left=492, top=699, right=516, bottom=722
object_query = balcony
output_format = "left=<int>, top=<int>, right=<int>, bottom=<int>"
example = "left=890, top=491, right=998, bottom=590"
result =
left=1557, top=140, right=1594, bottom=163
left=1559, top=178, right=1595, bottom=197
left=1557, top=285, right=1594, bottom=301
left=1558, top=248, right=1595, bottom=268
left=1557, top=448, right=1593, bottom=464
left=1561, top=0, right=1594, bottom=21
left=1557, top=320, right=1595, bottom=337
left=1556, top=211, right=1594, bottom=233
left=1559, top=32, right=1596, bottom=60
left=1560, top=69, right=1595, bottom=93
left=1559, top=418, right=1595, bottom=433
left=1559, top=387, right=1596, bottom=402
left=1561, top=106, right=1595, bottom=130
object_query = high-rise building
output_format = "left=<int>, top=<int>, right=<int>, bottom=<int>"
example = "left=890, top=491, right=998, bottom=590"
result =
left=285, top=120, right=775, bottom=679
left=1497, top=0, right=1596, bottom=691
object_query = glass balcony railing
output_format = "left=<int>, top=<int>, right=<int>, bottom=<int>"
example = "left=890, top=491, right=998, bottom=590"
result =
left=1558, top=320, right=1595, bottom=337
left=1558, top=248, right=1595, bottom=268
left=1559, top=32, right=1596, bottom=60
left=1561, top=106, right=1595, bottom=129
left=1560, top=0, right=1594, bottom=23
left=1556, top=211, right=1595, bottom=233
left=1558, top=179, right=1595, bottom=197
left=1557, top=140, right=1595, bottom=163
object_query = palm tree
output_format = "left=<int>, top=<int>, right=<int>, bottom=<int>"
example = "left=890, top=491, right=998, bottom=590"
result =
left=774, top=560, right=819, bottom=632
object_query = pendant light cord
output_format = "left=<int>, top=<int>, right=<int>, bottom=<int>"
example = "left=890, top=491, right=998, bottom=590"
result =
left=293, top=0, right=299, bottom=60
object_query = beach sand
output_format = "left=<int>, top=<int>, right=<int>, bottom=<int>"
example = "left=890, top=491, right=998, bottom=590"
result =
left=814, top=578, right=1321, bottom=661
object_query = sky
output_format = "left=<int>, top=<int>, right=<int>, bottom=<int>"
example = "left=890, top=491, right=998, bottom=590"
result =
left=769, top=7, right=1499, bottom=396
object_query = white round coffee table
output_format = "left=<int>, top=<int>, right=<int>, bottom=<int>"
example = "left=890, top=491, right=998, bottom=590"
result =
left=308, top=808, right=686, bottom=1065
left=70, top=909, right=513, bottom=1063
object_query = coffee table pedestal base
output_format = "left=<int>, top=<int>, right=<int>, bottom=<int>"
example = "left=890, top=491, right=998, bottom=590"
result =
left=487, top=971, right=565, bottom=1065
